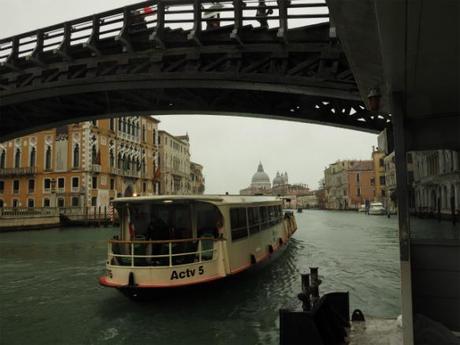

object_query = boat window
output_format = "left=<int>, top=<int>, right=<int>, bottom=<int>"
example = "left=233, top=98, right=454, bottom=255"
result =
left=268, top=206, right=278, bottom=225
left=247, top=207, right=260, bottom=235
left=127, top=203, right=152, bottom=240
left=276, top=205, right=282, bottom=220
left=196, top=202, right=222, bottom=238
left=128, top=202, right=192, bottom=240
left=230, top=207, right=248, bottom=241
left=259, top=206, right=270, bottom=230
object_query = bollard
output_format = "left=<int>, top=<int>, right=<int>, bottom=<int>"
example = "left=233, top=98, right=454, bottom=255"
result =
left=298, top=272, right=311, bottom=311
left=104, top=206, right=108, bottom=227
left=310, top=267, right=321, bottom=306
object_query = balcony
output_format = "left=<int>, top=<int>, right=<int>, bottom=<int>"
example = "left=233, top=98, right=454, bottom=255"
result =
left=110, top=167, right=121, bottom=175
left=0, top=167, right=37, bottom=177
left=71, top=187, right=82, bottom=193
left=90, top=164, right=101, bottom=173
left=123, top=169, right=141, bottom=178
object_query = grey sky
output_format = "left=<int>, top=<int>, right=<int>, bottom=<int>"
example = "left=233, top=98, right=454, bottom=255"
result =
left=1, top=1, right=377, bottom=194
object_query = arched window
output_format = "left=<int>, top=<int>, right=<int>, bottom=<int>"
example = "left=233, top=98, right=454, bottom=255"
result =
left=127, top=120, right=132, bottom=135
left=14, top=148, right=21, bottom=168
left=117, top=153, right=122, bottom=169
left=0, top=150, right=5, bottom=169
left=109, top=150, right=114, bottom=167
left=122, top=119, right=126, bottom=133
left=136, top=123, right=140, bottom=137
left=91, top=145, right=97, bottom=164
left=45, top=146, right=52, bottom=170
left=29, top=147, right=36, bottom=167
left=109, top=118, right=114, bottom=131
left=131, top=122, right=136, bottom=135
left=73, top=144, right=80, bottom=168
left=118, top=118, right=122, bottom=131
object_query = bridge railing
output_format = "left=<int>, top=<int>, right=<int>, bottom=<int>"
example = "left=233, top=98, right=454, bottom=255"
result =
left=0, top=0, right=328, bottom=65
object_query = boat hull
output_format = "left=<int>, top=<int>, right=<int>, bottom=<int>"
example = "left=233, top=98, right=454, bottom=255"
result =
left=101, top=239, right=290, bottom=300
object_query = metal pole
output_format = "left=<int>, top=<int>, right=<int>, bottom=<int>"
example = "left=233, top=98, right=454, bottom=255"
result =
left=392, top=91, right=414, bottom=345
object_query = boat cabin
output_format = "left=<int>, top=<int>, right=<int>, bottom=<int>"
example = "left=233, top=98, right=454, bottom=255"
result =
left=100, top=195, right=296, bottom=291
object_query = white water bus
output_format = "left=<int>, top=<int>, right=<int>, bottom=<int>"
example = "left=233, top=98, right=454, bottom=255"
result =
left=99, top=195, right=297, bottom=296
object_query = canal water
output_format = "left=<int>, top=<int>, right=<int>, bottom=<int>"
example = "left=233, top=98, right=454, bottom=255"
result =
left=0, top=210, right=400, bottom=345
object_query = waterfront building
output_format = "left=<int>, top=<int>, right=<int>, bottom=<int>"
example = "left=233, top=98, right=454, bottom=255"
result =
left=324, top=159, right=376, bottom=210
left=190, top=162, right=205, bottom=194
left=296, top=191, right=319, bottom=208
left=382, top=151, right=416, bottom=213
left=158, top=131, right=191, bottom=195
left=371, top=147, right=386, bottom=202
left=0, top=117, right=159, bottom=211
left=412, top=150, right=460, bottom=219
left=383, top=151, right=397, bottom=213
left=324, top=160, right=351, bottom=209
left=315, top=187, right=327, bottom=209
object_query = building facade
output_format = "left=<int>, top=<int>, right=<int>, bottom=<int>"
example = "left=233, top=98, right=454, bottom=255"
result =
left=190, top=162, right=205, bottom=194
left=324, top=159, right=378, bottom=210
left=383, top=151, right=397, bottom=212
left=158, top=131, right=191, bottom=195
left=297, top=191, right=319, bottom=209
left=371, top=148, right=386, bottom=202
left=0, top=116, right=159, bottom=211
left=412, top=150, right=460, bottom=219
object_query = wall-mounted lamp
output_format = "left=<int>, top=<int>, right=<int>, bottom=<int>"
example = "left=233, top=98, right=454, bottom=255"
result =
left=367, top=87, right=381, bottom=111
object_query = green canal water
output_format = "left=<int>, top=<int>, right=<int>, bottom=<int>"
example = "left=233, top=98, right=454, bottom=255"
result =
left=0, top=210, right=400, bottom=345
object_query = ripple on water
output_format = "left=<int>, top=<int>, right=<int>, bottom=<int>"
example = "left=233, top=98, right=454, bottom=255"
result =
left=100, top=327, right=119, bottom=341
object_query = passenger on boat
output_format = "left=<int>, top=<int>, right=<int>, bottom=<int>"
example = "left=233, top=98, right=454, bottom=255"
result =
left=146, top=216, right=170, bottom=266
left=216, top=216, right=224, bottom=239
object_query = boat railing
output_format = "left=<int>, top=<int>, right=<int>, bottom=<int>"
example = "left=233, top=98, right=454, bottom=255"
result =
left=108, top=237, right=222, bottom=268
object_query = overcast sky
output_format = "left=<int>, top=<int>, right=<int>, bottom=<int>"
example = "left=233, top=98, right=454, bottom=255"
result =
left=0, top=1, right=377, bottom=194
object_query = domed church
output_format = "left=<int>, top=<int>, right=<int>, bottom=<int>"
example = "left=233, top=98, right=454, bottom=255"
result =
left=273, top=171, right=289, bottom=187
left=240, top=162, right=310, bottom=198
left=251, top=162, right=271, bottom=190
left=239, top=162, right=272, bottom=195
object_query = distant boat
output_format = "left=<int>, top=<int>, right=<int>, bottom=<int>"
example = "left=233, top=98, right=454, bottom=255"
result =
left=368, top=202, right=386, bottom=215
left=358, top=204, right=367, bottom=213
left=99, top=195, right=297, bottom=298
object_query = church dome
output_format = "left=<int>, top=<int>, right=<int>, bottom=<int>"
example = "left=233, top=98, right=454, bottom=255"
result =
left=251, top=162, right=271, bottom=189
left=282, top=172, right=288, bottom=184
left=273, top=171, right=284, bottom=186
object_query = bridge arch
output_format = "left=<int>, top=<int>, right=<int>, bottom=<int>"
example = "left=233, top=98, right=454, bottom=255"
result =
left=0, top=1, right=389, bottom=141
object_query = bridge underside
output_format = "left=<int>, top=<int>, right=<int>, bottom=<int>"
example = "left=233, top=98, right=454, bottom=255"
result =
left=0, top=12, right=389, bottom=141
left=1, top=83, right=381, bottom=141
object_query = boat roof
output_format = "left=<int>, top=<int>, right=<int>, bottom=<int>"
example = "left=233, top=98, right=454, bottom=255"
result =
left=112, top=194, right=281, bottom=206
